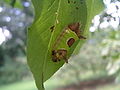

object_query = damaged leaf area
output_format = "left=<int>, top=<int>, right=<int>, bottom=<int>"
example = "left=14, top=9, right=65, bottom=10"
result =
left=27, top=0, right=104, bottom=90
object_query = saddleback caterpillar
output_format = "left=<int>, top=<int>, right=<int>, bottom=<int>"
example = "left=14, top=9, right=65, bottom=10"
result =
left=51, top=22, right=86, bottom=63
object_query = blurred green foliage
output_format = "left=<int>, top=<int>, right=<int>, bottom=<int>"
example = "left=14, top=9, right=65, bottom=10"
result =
left=0, top=57, right=31, bottom=84
left=0, top=0, right=33, bottom=85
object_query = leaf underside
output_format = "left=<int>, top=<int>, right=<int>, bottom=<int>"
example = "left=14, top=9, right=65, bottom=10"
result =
left=27, top=0, right=104, bottom=90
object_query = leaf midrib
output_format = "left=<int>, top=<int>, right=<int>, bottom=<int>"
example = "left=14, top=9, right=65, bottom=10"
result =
left=42, top=0, right=62, bottom=81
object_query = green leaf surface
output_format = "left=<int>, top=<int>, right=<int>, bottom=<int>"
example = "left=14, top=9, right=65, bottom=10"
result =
left=85, top=0, right=104, bottom=35
left=27, top=0, right=104, bottom=90
left=74, top=0, right=104, bottom=54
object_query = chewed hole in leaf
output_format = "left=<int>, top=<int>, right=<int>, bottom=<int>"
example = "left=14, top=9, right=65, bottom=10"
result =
left=76, top=7, right=79, bottom=10
left=68, top=0, right=70, bottom=3
left=80, top=0, right=84, bottom=4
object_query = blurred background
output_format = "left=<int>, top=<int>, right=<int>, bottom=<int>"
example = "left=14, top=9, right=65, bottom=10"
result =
left=0, top=0, right=120, bottom=90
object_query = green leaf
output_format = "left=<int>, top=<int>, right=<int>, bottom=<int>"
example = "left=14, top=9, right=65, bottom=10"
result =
left=27, top=0, right=104, bottom=90
left=74, top=0, right=104, bottom=54
left=85, top=0, right=104, bottom=34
